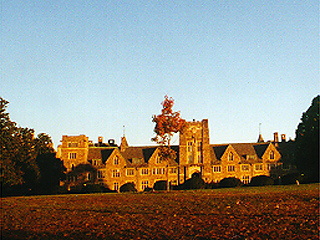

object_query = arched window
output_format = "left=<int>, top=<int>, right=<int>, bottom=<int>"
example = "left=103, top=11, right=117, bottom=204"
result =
left=228, top=152, right=234, bottom=161
left=270, top=151, right=275, bottom=160
left=114, top=156, right=119, bottom=165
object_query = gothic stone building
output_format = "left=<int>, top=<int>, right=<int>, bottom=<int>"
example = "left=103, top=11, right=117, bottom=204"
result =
left=57, top=119, right=292, bottom=191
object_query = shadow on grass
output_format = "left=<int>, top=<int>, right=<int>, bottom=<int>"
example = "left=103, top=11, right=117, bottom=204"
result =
left=1, top=230, right=118, bottom=240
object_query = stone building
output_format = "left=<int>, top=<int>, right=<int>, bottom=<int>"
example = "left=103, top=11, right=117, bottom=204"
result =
left=57, top=119, right=293, bottom=191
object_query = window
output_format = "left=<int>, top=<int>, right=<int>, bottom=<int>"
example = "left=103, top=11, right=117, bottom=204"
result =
left=112, top=169, right=120, bottom=177
left=113, top=182, right=119, bottom=191
left=126, top=169, right=135, bottom=176
left=68, top=175, right=77, bottom=182
left=87, top=173, right=91, bottom=180
left=141, top=168, right=149, bottom=175
left=169, top=168, right=177, bottom=174
left=213, top=166, right=222, bottom=172
left=141, top=180, right=149, bottom=190
left=71, top=164, right=75, bottom=170
left=114, top=157, right=119, bottom=165
left=69, top=153, right=77, bottom=159
left=269, top=151, right=275, bottom=160
left=92, top=159, right=99, bottom=165
left=68, top=142, right=78, bottom=148
left=242, top=176, right=250, bottom=184
left=267, top=163, right=279, bottom=170
left=197, top=142, right=202, bottom=152
left=97, top=170, right=104, bottom=179
left=241, top=164, right=250, bottom=171
left=198, top=153, right=203, bottom=163
left=153, top=168, right=165, bottom=175
left=187, top=142, right=193, bottom=152
left=227, top=165, right=235, bottom=172
left=254, top=164, right=263, bottom=171
left=188, top=154, right=193, bottom=163
left=228, top=152, right=234, bottom=161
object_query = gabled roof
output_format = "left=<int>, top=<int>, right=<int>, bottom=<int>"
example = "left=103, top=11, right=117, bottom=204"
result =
left=87, top=147, right=118, bottom=164
left=253, top=144, right=269, bottom=158
left=121, top=145, right=180, bottom=165
left=210, top=142, right=272, bottom=163
left=101, top=149, right=116, bottom=164
left=120, top=146, right=156, bottom=163
left=212, top=145, right=228, bottom=159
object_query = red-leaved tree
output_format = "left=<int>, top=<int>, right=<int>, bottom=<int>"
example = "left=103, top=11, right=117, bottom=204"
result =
left=152, top=96, right=185, bottom=189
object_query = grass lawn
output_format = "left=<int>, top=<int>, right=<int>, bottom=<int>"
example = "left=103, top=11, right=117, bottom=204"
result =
left=1, top=184, right=319, bottom=240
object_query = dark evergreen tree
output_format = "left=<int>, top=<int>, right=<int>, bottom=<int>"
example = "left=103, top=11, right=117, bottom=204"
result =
left=295, top=95, right=319, bottom=182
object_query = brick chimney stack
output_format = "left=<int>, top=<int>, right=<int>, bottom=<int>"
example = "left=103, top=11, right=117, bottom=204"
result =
left=281, top=134, right=286, bottom=142
left=273, top=132, right=279, bottom=143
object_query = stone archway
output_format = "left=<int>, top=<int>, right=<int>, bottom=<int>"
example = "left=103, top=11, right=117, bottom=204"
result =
left=191, top=172, right=201, bottom=178
left=188, top=166, right=201, bottom=179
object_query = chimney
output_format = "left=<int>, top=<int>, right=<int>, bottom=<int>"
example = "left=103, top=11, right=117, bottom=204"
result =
left=273, top=132, right=279, bottom=143
left=98, top=136, right=103, bottom=143
left=281, top=134, right=286, bottom=142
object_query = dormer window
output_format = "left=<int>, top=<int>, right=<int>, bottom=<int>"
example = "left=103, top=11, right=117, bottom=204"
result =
left=228, top=152, right=234, bottom=161
left=246, top=155, right=255, bottom=160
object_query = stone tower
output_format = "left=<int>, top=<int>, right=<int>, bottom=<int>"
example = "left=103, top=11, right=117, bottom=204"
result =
left=179, top=119, right=211, bottom=183
left=58, top=135, right=89, bottom=171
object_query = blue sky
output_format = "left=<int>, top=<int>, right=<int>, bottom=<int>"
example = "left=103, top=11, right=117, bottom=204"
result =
left=1, top=1, right=319, bottom=148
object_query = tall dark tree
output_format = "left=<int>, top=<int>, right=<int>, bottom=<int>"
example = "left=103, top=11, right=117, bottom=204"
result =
left=0, top=98, right=24, bottom=189
left=0, top=97, right=65, bottom=195
left=295, top=95, right=319, bottom=182
left=35, top=133, right=66, bottom=194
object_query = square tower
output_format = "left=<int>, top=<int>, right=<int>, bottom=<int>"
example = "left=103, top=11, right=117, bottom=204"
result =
left=57, top=135, right=89, bottom=171
left=179, top=119, right=211, bottom=182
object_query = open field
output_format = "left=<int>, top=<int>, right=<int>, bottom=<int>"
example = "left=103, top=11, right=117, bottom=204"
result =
left=1, top=184, right=319, bottom=240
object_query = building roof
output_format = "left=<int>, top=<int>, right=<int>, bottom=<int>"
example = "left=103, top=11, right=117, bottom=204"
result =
left=87, top=142, right=275, bottom=166
left=210, top=142, right=272, bottom=164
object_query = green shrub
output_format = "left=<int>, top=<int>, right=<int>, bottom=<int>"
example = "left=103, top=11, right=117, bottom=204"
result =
left=143, top=187, right=153, bottom=192
left=249, top=175, right=274, bottom=186
left=120, top=182, right=137, bottom=193
left=82, top=184, right=111, bottom=193
left=205, top=181, right=219, bottom=189
left=219, top=177, right=242, bottom=188
left=181, top=174, right=205, bottom=190
left=153, top=181, right=168, bottom=190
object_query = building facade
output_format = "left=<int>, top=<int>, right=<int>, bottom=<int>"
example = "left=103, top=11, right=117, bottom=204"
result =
left=57, top=119, right=292, bottom=191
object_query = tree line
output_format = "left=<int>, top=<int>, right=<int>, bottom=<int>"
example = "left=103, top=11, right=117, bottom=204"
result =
left=0, top=97, right=65, bottom=196
left=1, top=95, right=318, bottom=196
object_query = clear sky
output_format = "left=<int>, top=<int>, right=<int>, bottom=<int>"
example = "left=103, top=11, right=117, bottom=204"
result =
left=1, top=1, right=319, bottom=148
